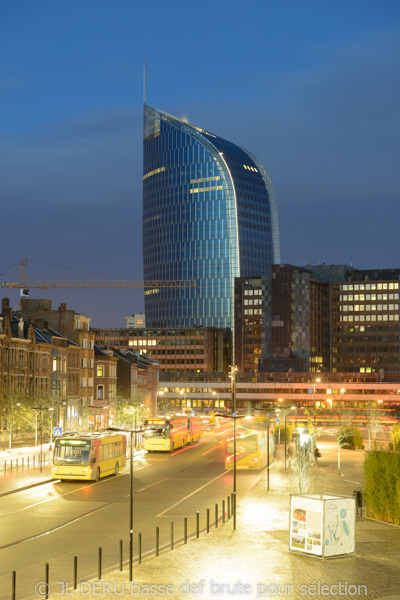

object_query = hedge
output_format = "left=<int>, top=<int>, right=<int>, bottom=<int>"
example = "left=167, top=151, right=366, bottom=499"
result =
left=363, top=450, right=400, bottom=524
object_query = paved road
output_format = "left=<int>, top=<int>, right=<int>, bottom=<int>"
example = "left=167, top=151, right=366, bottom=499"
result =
left=0, top=425, right=264, bottom=600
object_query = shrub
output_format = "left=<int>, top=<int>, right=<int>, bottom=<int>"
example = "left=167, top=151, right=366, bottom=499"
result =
left=391, top=423, right=400, bottom=451
left=339, top=426, right=364, bottom=449
left=364, top=450, right=400, bottom=524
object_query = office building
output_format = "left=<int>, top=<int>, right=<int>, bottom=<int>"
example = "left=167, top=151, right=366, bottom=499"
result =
left=142, top=104, right=280, bottom=338
left=93, top=326, right=231, bottom=373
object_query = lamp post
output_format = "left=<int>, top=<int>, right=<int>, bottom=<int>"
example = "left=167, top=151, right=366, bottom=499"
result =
left=313, top=378, right=321, bottom=427
left=216, top=411, right=239, bottom=530
left=278, top=399, right=295, bottom=471
left=212, top=390, right=220, bottom=411
left=157, top=390, right=164, bottom=415
left=107, top=425, right=141, bottom=582
left=32, top=406, right=54, bottom=472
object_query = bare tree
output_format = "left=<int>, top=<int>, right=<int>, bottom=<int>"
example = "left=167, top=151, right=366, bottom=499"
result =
left=364, top=402, right=384, bottom=451
left=291, top=445, right=313, bottom=494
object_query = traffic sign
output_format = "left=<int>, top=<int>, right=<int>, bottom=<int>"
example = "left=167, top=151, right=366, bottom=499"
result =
left=53, top=427, right=62, bottom=437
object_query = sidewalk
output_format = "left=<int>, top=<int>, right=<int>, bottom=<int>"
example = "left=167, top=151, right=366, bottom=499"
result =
left=49, top=453, right=400, bottom=600
left=0, top=465, right=52, bottom=496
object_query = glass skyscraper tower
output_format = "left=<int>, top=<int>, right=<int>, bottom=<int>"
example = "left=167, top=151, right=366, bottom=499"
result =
left=143, top=104, right=280, bottom=331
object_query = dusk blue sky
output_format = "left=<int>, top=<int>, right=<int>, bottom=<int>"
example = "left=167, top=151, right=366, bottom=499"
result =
left=1, top=1, right=400, bottom=326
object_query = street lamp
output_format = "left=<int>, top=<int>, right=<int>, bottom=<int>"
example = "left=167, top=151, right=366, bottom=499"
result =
left=32, top=406, right=54, bottom=472
left=107, top=425, right=142, bottom=582
left=216, top=411, right=239, bottom=530
left=157, top=390, right=164, bottom=415
left=212, top=390, right=219, bottom=411
left=313, top=378, right=321, bottom=427
left=278, top=398, right=294, bottom=471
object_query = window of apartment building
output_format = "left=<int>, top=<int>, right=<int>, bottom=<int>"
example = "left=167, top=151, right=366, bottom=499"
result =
left=81, top=358, right=87, bottom=368
left=97, top=385, right=104, bottom=399
left=81, top=339, right=88, bottom=349
left=97, top=365, right=104, bottom=377
left=88, top=377, right=93, bottom=388
left=80, top=377, right=87, bottom=388
left=89, top=340, right=94, bottom=350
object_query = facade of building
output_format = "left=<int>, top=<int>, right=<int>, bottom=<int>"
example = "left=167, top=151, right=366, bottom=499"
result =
left=92, top=346, right=118, bottom=430
left=111, top=348, right=159, bottom=418
left=142, top=104, right=280, bottom=340
left=158, top=370, right=400, bottom=422
left=93, top=326, right=231, bottom=373
left=126, top=314, right=146, bottom=329
left=259, top=265, right=330, bottom=373
left=331, top=269, right=400, bottom=374
left=234, top=277, right=263, bottom=372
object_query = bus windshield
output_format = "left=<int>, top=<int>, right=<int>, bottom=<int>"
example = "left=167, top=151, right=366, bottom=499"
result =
left=53, top=440, right=91, bottom=465
left=143, top=426, right=169, bottom=439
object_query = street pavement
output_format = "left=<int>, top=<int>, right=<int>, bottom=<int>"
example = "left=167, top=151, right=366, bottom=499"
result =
left=2, top=441, right=400, bottom=600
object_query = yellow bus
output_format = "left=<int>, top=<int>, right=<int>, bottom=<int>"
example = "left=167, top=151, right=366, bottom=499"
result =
left=225, top=428, right=274, bottom=470
left=52, top=432, right=127, bottom=481
left=143, top=417, right=188, bottom=452
left=187, top=416, right=203, bottom=444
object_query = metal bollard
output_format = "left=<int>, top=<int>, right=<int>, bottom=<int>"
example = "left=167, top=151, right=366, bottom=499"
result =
left=184, top=518, right=188, bottom=544
left=27, top=456, right=29, bottom=470
left=196, top=511, right=200, bottom=538
left=170, top=521, right=174, bottom=550
left=33, top=456, right=35, bottom=469
left=207, top=508, right=210, bottom=533
left=119, top=540, right=123, bottom=572
left=73, top=556, right=78, bottom=590
left=98, top=547, right=102, bottom=580
left=45, top=563, right=49, bottom=599
left=12, top=571, right=16, bottom=600
left=156, top=527, right=159, bottom=557
left=228, top=495, right=231, bottom=519
left=16, top=458, right=18, bottom=471
left=4, top=461, right=6, bottom=475
left=215, top=503, right=218, bottom=528
left=22, top=457, right=24, bottom=470
left=10, top=460, right=12, bottom=473
left=222, top=500, right=225, bottom=523
left=138, top=533, right=142, bottom=564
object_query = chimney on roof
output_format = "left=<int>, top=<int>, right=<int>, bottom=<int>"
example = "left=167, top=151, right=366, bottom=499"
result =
left=1, top=298, right=12, bottom=321
left=36, top=318, right=44, bottom=330
left=44, top=320, right=49, bottom=330
left=0, top=317, right=3, bottom=334
left=59, top=303, right=67, bottom=312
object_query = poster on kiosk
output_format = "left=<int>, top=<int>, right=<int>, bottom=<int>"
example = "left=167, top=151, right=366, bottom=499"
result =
left=290, top=494, right=355, bottom=558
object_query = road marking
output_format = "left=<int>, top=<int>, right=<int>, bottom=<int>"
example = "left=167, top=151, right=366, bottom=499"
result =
left=201, top=445, right=220, bottom=456
left=156, top=470, right=229, bottom=517
left=344, top=480, right=361, bottom=485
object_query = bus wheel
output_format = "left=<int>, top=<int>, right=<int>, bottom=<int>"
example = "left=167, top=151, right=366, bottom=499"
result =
left=115, top=462, right=119, bottom=476
left=95, top=468, right=100, bottom=482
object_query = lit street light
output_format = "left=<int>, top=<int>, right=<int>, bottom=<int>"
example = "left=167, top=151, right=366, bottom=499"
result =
left=107, top=424, right=142, bottom=582
left=32, top=406, right=54, bottom=472
left=313, top=378, right=321, bottom=427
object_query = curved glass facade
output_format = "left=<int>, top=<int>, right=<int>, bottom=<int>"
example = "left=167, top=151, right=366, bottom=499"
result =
left=143, top=104, right=280, bottom=331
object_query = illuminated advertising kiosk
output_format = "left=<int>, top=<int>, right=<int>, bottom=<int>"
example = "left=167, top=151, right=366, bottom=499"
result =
left=290, top=494, right=356, bottom=559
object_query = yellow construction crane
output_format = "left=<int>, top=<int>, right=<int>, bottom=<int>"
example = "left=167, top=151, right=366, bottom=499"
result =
left=0, top=259, right=195, bottom=290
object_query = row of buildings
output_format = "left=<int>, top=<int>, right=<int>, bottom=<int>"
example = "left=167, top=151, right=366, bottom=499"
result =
left=0, top=298, right=158, bottom=435
left=93, top=264, right=400, bottom=378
